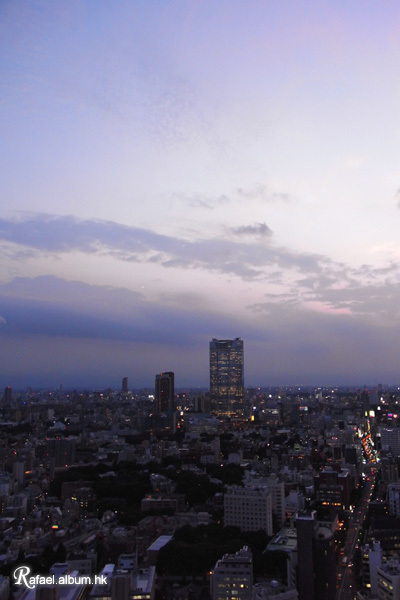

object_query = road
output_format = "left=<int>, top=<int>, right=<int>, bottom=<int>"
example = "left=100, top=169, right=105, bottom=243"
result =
left=335, top=467, right=376, bottom=600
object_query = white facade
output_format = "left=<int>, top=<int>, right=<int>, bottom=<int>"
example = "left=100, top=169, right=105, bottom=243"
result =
left=211, top=546, right=253, bottom=600
left=377, top=559, right=400, bottom=600
left=367, top=541, right=383, bottom=598
left=224, top=486, right=273, bottom=535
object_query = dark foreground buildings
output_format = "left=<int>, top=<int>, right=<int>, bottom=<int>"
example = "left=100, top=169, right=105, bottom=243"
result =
left=296, top=510, right=336, bottom=600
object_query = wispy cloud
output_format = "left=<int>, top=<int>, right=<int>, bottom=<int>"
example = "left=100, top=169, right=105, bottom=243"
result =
left=184, top=193, right=230, bottom=209
left=2, top=214, right=400, bottom=323
left=179, top=185, right=292, bottom=210
left=0, top=213, right=321, bottom=281
left=236, top=185, right=291, bottom=203
left=250, top=263, right=400, bottom=324
left=231, top=222, right=273, bottom=238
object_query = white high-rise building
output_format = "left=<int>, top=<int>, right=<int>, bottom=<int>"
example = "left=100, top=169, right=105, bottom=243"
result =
left=363, top=541, right=382, bottom=597
left=211, top=546, right=253, bottom=600
left=243, top=472, right=286, bottom=529
left=376, top=559, right=400, bottom=599
left=224, top=486, right=273, bottom=535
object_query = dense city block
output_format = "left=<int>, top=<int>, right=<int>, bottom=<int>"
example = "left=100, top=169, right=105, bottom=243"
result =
left=1, top=366, right=399, bottom=599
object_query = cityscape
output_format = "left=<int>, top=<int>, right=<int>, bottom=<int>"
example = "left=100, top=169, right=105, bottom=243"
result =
left=0, top=337, right=399, bottom=599
left=2, top=1, right=400, bottom=599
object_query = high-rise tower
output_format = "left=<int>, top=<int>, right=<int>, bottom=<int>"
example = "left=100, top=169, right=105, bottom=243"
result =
left=3, top=387, right=12, bottom=404
left=209, top=338, right=244, bottom=416
left=155, top=372, right=175, bottom=414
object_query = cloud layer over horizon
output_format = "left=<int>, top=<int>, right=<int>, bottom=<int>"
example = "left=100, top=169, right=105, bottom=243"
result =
left=2, top=1, right=400, bottom=389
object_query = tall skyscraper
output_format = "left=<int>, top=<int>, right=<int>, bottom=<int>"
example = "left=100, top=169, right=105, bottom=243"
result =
left=3, top=387, right=12, bottom=404
left=155, top=372, right=175, bottom=414
left=122, top=377, right=128, bottom=394
left=210, top=338, right=244, bottom=416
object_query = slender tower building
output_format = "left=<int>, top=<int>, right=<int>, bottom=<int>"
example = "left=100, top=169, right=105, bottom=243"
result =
left=155, top=372, right=175, bottom=415
left=209, top=338, right=244, bottom=416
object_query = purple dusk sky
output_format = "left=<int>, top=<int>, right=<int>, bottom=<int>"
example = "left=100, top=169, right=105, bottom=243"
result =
left=1, top=1, right=400, bottom=389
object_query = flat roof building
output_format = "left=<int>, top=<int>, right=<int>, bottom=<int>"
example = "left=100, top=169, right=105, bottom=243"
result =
left=377, top=559, right=400, bottom=600
left=225, top=485, right=273, bottom=535
left=211, top=546, right=253, bottom=600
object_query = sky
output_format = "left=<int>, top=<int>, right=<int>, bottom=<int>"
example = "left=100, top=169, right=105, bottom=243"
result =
left=2, top=0, right=400, bottom=390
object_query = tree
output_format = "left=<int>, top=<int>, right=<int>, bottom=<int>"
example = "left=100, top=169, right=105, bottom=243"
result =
left=41, top=544, right=56, bottom=572
left=16, top=547, right=25, bottom=563
left=55, top=543, right=67, bottom=563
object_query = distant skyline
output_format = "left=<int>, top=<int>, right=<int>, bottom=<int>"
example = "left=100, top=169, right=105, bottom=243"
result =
left=2, top=1, right=400, bottom=389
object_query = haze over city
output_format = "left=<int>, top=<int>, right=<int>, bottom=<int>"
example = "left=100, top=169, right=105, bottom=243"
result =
left=2, top=1, right=400, bottom=389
